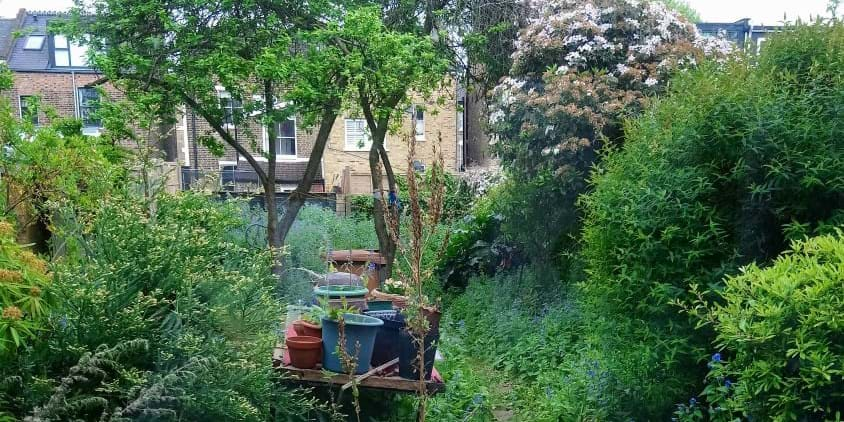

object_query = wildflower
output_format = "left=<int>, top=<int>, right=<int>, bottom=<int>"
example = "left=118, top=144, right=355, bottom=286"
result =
left=545, top=386, right=553, bottom=398
left=644, top=77, right=659, bottom=87
left=0, top=269, right=23, bottom=284
left=724, top=379, right=732, bottom=388
left=2, top=306, right=23, bottom=320
left=689, top=397, right=697, bottom=406
left=29, top=286, right=41, bottom=297
left=712, top=353, right=721, bottom=362
left=0, top=221, right=14, bottom=238
left=472, top=394, right=483, bottom=405
left=18, top=251, right=47, bottom=274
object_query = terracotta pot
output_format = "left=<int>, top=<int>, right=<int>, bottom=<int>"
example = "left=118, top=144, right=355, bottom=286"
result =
left=286, top=336, right=322, bottom=369
left=300, top=320, right=323, bottom=338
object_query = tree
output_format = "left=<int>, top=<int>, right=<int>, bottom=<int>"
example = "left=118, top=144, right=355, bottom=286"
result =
left=66, top=0, right=348, bottom=254
left=320, top=7, right=450, bottom=275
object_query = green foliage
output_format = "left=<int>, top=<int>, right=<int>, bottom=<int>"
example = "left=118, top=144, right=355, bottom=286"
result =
left=0, top=221, right=52, bottom=351
left=579, top=21, right=844, bottom=416
left=349, top=170, right=474, bottom=223
left=681, top=232, right=844, bottom=420
left=0, top=193, right=318, bottom=420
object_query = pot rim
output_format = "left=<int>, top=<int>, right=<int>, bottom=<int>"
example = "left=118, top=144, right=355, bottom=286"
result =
left=286, top=335, right=322, bottom=349
left=322, top=313, right=384, bottom=327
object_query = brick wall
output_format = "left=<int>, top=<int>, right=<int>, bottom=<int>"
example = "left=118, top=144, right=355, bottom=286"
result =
left=323, top=81, right=461, bottom=194
left=7, top=71, right=124, bottom=127
left=175, top=106, right=321, bottom=187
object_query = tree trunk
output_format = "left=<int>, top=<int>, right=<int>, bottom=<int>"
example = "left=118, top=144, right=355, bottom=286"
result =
left=264, top=81, right=283, bottom=277
left=277, top=104, right=339, bottom=244
left=369, top=125, right=397, bottom=277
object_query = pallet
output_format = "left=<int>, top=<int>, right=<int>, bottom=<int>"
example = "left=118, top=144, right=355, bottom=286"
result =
left=272, top=346, right=445, bottom=395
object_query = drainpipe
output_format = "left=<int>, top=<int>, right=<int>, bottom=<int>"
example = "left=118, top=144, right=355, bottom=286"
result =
left=71, top=70, right=78, bottom=119
left=191, top=109, right=199, bottom=177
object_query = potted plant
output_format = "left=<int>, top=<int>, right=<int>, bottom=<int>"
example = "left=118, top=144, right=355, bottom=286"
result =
left=321, top=302, right=384, bottom=374
left=293, top=306, right=324, bottom=338
left=286, top=335, right=322, bottom=369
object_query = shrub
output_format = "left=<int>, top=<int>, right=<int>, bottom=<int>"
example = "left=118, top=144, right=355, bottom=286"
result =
left=0, top=220, right=52, bottom=351
left=0, top=193, right=318, bottom=420
left=487, top=0, right=731, bottom=262
left=684, top=232, right=844, bottom=420
left=580, top=21, right=844, bottom=416
left=348, top=169, right=474, bottom=223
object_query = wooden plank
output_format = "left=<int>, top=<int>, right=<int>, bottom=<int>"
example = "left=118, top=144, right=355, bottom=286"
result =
left=341, top=358, right=399, bottom=391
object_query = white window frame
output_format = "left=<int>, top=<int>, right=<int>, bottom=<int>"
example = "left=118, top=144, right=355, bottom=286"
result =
left=24, top=35, right=45, bottom=50
left=344, top=118, right=373, bottom=151
left=413, top=106, right=425, bottom=141
left=262, top=116, right=298, bottom=160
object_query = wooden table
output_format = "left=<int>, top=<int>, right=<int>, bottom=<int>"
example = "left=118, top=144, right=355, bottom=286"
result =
left=272, top=346, right=445, bottom=395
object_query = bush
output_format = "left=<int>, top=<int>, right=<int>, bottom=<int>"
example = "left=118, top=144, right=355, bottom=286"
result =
left=348, top=169, right=474, bottom=223
left=0, top=193, right=318, bottom=420
left=0, top=220, right=52, bottom=351
left=580, top=21, right=844, bottom=416
left=683, top=232, right=844, bottom=420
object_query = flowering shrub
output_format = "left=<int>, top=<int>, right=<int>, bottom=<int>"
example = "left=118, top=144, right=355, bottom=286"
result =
left=490, top=0, right=731, bottom=181
left=0, top=220, right=51, bottom=351
left=683, top=232, right=844, bottom=420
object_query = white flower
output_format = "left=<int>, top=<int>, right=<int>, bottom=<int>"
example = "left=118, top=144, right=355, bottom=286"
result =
left=555, top=65, right=569, bottom=75
left=644, top=77, right=658, bottom=86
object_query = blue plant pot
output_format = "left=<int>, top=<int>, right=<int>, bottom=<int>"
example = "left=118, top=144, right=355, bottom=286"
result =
left=321, top=313, right=384, bottom=374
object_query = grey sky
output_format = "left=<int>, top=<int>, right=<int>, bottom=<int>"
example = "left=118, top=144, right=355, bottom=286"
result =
left=0, top=0, right=835, bottom=25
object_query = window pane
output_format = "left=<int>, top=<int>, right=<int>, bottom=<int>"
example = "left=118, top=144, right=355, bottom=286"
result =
left=20, top=96, right=38, bottom=125
left=345, top=119, right=371, bottom=150
left=53, top=35, right=68, bottom=49
left=77, top=88, right=101, bottom=128
left=54, top=51, right=70, bottom=67
left=69, top=42, right=88, bottom=67
left=24, top=36, right=45, bottom=50
left=278, top=118, right=295, bottom=137
left=275, top=137, right=296, bottom=155
left=415, top=108, right=424, bottom=138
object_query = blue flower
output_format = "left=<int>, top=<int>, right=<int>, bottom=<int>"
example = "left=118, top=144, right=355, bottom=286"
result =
left=689, top=397, right=697, bottom=406
left=724, top=379, right=732, bottom=388
left=545, top=386, right=553, bottom=398
left=712, top=353, right=721, bottom=362
left=472, top=394, right=483, bottom=405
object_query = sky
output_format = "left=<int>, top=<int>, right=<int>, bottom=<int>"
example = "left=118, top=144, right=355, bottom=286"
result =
left=0, top=0, right=834, bottom=25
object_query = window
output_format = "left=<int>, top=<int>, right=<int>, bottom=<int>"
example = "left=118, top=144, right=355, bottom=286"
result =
left=218, top=91, right=242, bottom=127
left=19, top=96, right=38, bottom=125
left=345, top=118, right=372, bottom=151
left=77, top=87, right=101, bottom=130
left=53, top=35, right=88, bottom=67
left=757, top=37, right=767, bottom=50
left=24, top=35, right=45, bottom=50
left=413, top=106, right=425, bottom=141
left=457, top=100, right=465, bottom=133
left=268, top=117, right=296, bottom=156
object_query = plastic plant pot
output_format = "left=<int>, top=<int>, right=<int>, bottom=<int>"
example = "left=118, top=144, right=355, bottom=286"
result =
left=286, top=336, right=322, bottom=369
left=313, top=285, right=369, bottom=298
left=367, top=300, right=394, bottom=312
left=398, top=329, right=439, bottom=380
left=321, top=313, right=384, bottom=374
left=365, top=310, right=404, bottom=367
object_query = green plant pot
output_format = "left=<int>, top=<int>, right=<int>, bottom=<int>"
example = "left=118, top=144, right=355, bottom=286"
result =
left=321, top=313, right=384, bottom=374
left=313, top=285, right=369, bottom=298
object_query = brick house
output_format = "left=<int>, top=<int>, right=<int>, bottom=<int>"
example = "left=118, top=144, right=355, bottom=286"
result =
left=322, top=82, right=464, bottom=196
left=1, top=9, right=466, bottom=198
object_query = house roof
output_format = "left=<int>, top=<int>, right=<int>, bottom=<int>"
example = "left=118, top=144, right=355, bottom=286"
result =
left=6, top=9, right=95, bottom=72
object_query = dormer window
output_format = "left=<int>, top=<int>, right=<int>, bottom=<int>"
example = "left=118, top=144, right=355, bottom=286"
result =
left=23, top=35, right=45, bottom=50
left=53, top=35, right=88, bottom=67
